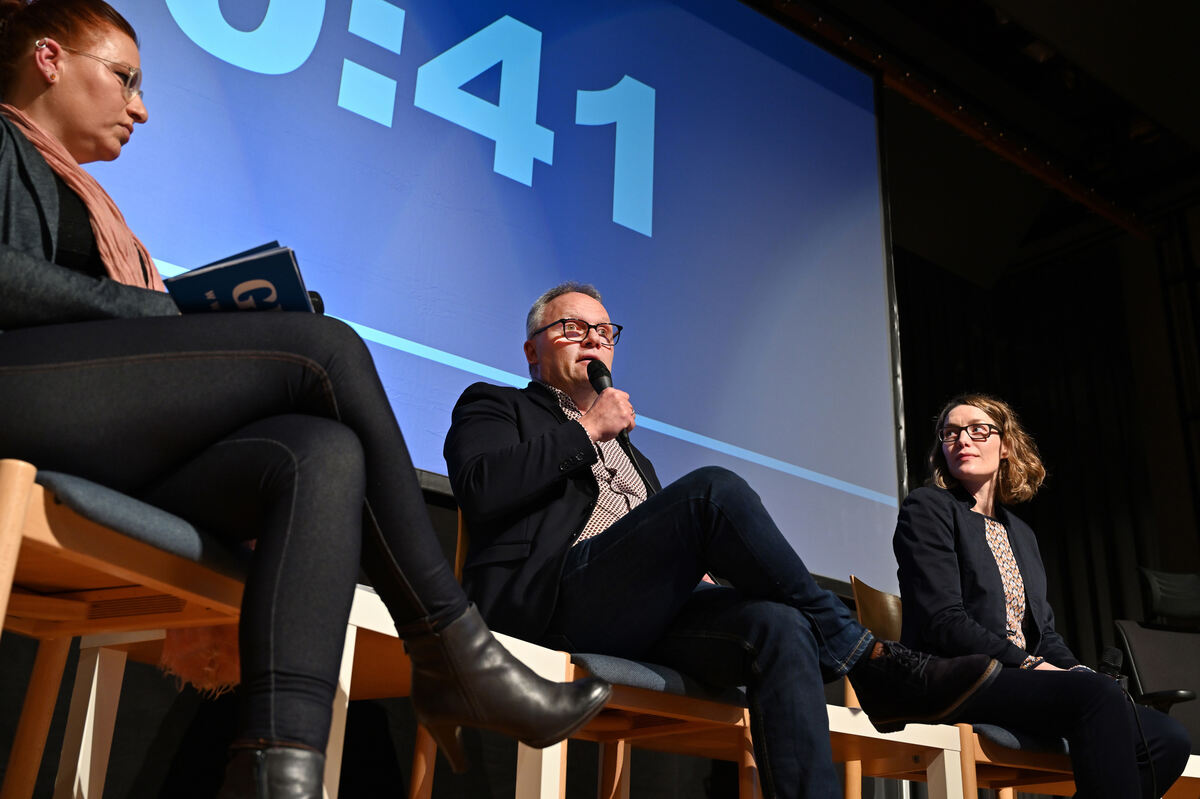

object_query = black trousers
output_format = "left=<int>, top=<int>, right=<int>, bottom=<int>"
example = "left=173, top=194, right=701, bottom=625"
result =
left=962, top=668, right=1191, bottom=797
left=0, top=312, right=469, bottom=749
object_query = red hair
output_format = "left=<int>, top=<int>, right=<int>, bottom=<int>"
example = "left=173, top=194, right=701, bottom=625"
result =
left=0, top=0, right=138, bottom=97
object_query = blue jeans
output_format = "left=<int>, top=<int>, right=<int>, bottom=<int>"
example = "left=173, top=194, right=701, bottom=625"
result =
left=546, top=466, right=873, bottom=799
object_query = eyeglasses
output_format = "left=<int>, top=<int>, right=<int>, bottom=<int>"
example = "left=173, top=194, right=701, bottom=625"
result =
left=531, top=318, right=623, bottom=346
left=937, top=423, right=1003, bottom=443
left=37, top=39, right=143, bottom=100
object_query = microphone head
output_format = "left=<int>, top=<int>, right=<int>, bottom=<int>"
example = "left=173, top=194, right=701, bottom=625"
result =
left=1099, top=646, right=1124, bottom=678
left=587, top=359, right=613, bottom=394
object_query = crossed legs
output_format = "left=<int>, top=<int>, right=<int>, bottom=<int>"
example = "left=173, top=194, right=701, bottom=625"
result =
left=546, top=466, right=872, bottom=798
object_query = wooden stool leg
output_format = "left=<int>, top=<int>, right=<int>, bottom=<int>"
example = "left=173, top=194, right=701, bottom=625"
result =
left=516, top=741, right=568, bottom=799
left=0, top=637, right=71, bottom=799
left=53, top=646, right=127, bottom=799
left=597, top=740, right=630, bottom=799
left=997, top=789, right=1016, bottom=799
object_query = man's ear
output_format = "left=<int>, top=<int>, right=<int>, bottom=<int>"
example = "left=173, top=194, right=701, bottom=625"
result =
left=523, top=339, right=537, bottom=367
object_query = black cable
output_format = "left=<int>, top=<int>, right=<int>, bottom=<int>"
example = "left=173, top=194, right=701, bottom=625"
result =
left=1120, top=685, right=1157, bottom=799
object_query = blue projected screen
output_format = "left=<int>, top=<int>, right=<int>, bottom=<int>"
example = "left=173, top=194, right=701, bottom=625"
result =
left=93, top=0, right=902, bottom=590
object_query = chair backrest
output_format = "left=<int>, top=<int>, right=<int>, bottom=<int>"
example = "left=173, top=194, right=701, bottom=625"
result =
left=849, top=575, right=903, bottom=641
left=1138, top=567, right=1200, bottom=628
left=1114, top=619, right=1200, bottom=751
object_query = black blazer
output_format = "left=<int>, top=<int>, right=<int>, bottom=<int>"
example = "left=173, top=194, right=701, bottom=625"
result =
left=892, top=485, right=1078, bottom=668
left=443, top=381, right=661, bottom=641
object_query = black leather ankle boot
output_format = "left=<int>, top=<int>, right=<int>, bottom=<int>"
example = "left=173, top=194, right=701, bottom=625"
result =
left=404, top=604, right=611, bottom=772
left=216, top=746, right=324, bottom=799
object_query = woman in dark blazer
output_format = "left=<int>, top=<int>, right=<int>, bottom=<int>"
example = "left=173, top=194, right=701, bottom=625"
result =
left=894, top=393, right=1190, bottom=797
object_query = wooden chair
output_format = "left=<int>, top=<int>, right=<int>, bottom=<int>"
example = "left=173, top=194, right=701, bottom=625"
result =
left=848, top=574, right=1078, bottom=798
left=0, top=458, right=432, bottom=799
left=429, top=513, right=966, bottom=799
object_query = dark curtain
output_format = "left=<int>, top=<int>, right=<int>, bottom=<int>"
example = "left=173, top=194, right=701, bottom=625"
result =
left=892, top=237, right=1177, bottom=665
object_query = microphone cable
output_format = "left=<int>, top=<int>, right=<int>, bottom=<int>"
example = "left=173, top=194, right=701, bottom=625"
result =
left=1099, top=647, right=1157, bottom=799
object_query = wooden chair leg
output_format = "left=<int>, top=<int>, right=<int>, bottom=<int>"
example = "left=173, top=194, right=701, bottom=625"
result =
left=957, top=723, right=978, bottom=798
left=737, top=711, right=760, bottom=799
left=323, top=624, right=358, bottom=799
left=0, top=637, right=71, bottom=799
left=842, top=760, right=862, bottom=799
left=0, top=460, right=36, bottom=629
left=997, top=789, right=1016, bottom=799
left=53, top=646, right=127, bottom=799
left=597, top=739, right=631, bottom=799
left=408, top=725, right=438, bottom=799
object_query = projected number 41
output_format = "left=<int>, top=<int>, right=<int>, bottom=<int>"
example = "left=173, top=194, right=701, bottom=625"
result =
left=413, top=17, right=654, bottom=237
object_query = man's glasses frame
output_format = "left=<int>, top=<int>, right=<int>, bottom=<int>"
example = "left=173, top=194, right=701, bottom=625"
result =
left=530, top=318, right=623, bottom=346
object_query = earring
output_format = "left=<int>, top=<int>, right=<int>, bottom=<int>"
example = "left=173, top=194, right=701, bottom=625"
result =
left=48, top=73, right=57, bottom=82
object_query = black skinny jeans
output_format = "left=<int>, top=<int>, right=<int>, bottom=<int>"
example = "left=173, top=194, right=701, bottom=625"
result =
left=961, top=668, right=1191, bottom=797
left=0, top=312, right=469, bottom=750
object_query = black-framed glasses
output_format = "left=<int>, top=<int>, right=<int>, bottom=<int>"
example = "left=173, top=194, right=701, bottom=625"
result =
left=38, top=39, right=143, bottom=100
left=530, top=318, right=623, bottom=346
left=937, top=423, right=1002, bottom=443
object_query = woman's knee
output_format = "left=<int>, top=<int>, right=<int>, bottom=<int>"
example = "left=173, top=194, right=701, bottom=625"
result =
left=230, top=415, right=365, bottom=495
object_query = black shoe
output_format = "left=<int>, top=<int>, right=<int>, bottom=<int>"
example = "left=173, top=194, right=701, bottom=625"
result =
left=848, top=641, right=1001, bottom=733
left=216, top=746, right=324, bottom=799
left=405, top=604, right=612, bottom=773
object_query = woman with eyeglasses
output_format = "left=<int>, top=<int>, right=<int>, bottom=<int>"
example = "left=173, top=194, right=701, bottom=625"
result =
left=0, top=1, right=609, bottom=796
left=893, top=392, right=1190, bottom=797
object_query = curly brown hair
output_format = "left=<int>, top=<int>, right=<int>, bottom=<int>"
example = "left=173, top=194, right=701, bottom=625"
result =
left=0, top=0, right=137, bottom=98
left=926, top=392, right=1046, bottom=504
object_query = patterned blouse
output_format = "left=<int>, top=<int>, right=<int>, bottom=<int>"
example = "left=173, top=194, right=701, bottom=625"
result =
left=983, top=516, right=1041, bottom=668
left=539, top=382, right=647, bottom=544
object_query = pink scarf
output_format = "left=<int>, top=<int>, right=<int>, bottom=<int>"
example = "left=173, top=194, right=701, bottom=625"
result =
left=1, top=103, right=165, bottom=291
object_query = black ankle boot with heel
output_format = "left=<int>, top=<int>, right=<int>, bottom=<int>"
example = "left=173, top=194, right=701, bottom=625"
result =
left=216, top=745, right=324, bottom=799
left=405, top=604, right=612, bottom=772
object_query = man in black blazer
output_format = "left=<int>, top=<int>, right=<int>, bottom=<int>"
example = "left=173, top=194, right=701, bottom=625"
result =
left=444, top=282, right=1001, bottom=798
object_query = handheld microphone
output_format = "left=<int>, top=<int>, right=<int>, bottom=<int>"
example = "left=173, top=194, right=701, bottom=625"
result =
left=586, top=359, right=655, bottom=489
left=586, top=360, right=629, bottom=445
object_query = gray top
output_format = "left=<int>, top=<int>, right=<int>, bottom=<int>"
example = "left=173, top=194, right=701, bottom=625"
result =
left=0, top=115, right=178, bottom=331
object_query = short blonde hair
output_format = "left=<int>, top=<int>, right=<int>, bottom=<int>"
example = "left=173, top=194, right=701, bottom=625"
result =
left=927, top=393, right=1046, bottom=504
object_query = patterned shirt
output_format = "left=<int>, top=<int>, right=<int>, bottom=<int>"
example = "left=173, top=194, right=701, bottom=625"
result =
left=983, top=516, right=1038, bottom=665
left=540, top=382, right=647, bottom=544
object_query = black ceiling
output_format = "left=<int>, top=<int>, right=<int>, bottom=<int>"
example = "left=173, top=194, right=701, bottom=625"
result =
left=759, top=0, right=1200, bottom=271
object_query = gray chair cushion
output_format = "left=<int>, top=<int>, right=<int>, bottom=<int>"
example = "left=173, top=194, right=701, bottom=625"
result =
left=571, top=652, right=747, bottom=706
left=974, top=723, right=1070, bottom=754
left=36, top=471, right=248, bottom=580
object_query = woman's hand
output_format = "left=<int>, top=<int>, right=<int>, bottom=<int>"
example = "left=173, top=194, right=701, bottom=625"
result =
left=1034, top=661, right=1065, bottom=671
